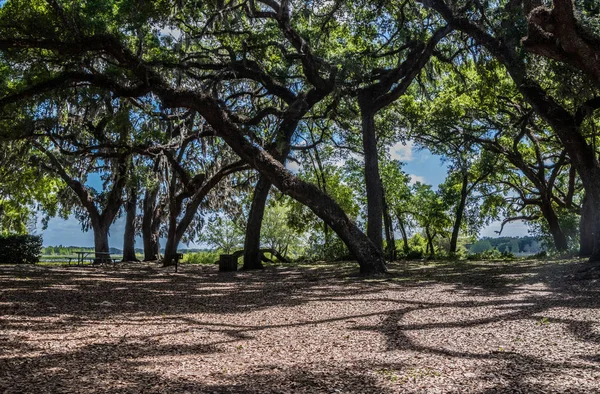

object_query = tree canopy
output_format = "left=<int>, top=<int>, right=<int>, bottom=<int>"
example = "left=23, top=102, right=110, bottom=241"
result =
left=0, top=0, right=599, bottom=272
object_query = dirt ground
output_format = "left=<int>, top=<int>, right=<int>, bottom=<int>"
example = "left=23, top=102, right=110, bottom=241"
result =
left=1, top=259, right=599, bottom=393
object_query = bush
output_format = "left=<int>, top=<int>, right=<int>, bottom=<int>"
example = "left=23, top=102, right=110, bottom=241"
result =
left=466, top=248, right=515, bottom=261
left=0, top=235, right=43, bottom=264
left=183, top=251, right=220, bottom=265
left=404, top=249, right=424, bottom=260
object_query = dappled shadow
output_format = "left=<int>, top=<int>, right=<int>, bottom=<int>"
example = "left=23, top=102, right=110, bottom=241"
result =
left=1, top=259, right=599, bottom=392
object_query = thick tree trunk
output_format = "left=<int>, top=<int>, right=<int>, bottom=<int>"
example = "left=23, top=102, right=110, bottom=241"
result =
left=142, top=187, right=160, bottom=261
left=92, top=222, right=110, bottom=260
left=587, top=186, right=600, bottom=262
left=580, top=193, right=594, bottom=257
left=540, top=201, right=569, bottom=252
left=243, top=176, right=271, bottom=270
left=450, top=174, right=469, bottom=254
left=122, top=186, right=139, bottom=261
left=359, top=108, right=384, bottom=252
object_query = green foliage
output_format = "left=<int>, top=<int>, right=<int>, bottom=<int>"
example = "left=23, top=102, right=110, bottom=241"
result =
left=0, top=234, right=42, bottom=264
left=470, top=239, right=493, bottom=254
left=183, top=251, right=219, bottom=265
left=0, top=141, right=63, bottom=234
left=286, top=164, right=358, bottom=261
left=198, top=216, right=244, bottom=254
left=261, top=202, right=306, bottom=258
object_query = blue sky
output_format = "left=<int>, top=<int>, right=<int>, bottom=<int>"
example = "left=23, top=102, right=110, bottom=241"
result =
left=37, top=142, right=528, bottom=247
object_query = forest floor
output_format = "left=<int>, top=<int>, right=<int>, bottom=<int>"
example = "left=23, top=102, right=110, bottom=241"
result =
left=1, top=259, right=599, bottom=393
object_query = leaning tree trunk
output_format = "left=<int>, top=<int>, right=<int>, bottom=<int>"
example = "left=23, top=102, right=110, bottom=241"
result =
left=580, top=193, right=594, bottom=257
left=450, top=174, right=469, bottom=254
left=359, top=108, right=384, bottom=252
left=243, top=176, right=271, bottom=270
left=165, top=94, right=388, bottom=274
left=540, top=200, right=569, bottom=252
left=122, top=186, right=139, bottom=261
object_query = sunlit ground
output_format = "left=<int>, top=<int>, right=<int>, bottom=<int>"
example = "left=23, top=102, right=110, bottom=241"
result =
left=1, top=259, right=599, bottom=393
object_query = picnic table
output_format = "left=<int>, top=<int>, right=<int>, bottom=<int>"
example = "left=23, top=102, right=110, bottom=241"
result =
left=74, top=251, right=119, bottom=265
left=75, top=251, right=91, bottom=265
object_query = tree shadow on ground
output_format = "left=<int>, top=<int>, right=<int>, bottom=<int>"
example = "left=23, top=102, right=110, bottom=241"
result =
left=1, top=259, right=598, bottom=393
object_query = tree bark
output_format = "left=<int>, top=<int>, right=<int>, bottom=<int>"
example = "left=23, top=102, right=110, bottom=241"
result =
left=243, top=175, right=271, bottom=270
left=142, top=186, right=161, bottom=261
left=162, top=196, right=180, bottom=267
left=382, top=191, right=396, bottom=260
left=122, top=185, right=139, bottom=261
left=450, top=173, right=469, bottom=254
left=580, top=193, right=594, bottom=257
left=539, top=200, right=569, bottom=252
left=358, top=106, right=384, bottom=252
left=92, top=222, right=110, bottom=261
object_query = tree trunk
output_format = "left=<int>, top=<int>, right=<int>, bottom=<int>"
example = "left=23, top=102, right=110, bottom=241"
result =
left=540, top=200, right=569, bottom=252
left=588, top=187, right=600, bottom=262
left=243, top=176, right=271, bottom=270
left=222, top=130, right=386, bottom=273
left=142, top=186, right=160, bottom=261
left=425, top=227, right=435, bottom=257
left=92, top=222, right=110, bottom=260
left=382, top=191, right=396, bottom=261
left=164, top=93, right=388, bottom=274
left=359, top=108, right=384, bottom=252
left=450, top=173, right=469, bottom=254
left=580, top=193, right=594, bottom=257
left=423, top=4, right=600, bottom=261
left=162, top=208, right=179, bottom=267
left=122, top=186, right=139, bottom=261
left=397, top=216, right=410, bottom=253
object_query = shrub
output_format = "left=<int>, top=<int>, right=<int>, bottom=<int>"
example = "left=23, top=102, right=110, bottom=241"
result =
left=0, top=235, right=43, bottom=264
left=183, top=251, right=220, bottom=265
left=467, top=248, right=515, bottom=261
left=405, top=249, right=424, bottom=260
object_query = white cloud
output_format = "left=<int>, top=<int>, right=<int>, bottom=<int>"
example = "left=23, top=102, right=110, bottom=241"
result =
left=390, top=141, right=415, bottom=162
left=408, top=174, right=426, bottom=185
